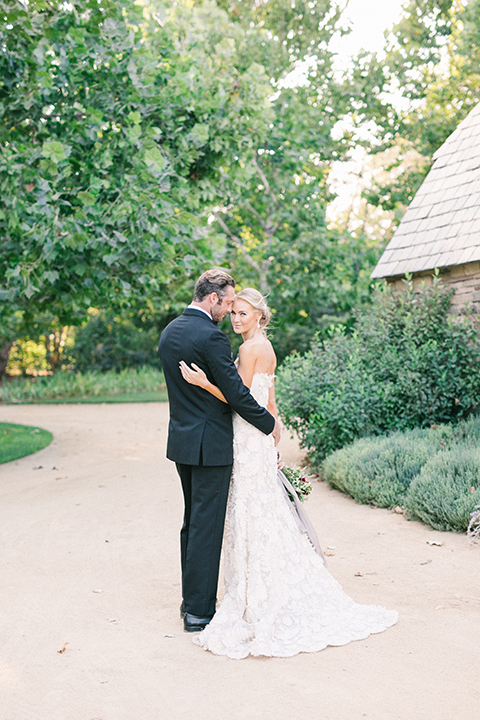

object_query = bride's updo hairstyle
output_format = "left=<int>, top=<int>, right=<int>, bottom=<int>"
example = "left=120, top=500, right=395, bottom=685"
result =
left=236, top=288, right=270, bottom=333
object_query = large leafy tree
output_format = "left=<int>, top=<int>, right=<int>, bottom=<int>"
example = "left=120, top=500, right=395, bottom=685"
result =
left=2, top=0, right=411, bottom=373
left=0, top=0, right=272, bottom=368
left=203, top=1, right=381, bottom=358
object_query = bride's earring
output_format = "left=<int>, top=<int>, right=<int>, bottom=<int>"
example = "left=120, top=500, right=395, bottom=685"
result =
left=257, top=318, right=261, bottom=328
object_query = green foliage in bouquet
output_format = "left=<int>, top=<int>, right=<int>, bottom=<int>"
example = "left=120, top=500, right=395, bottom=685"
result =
left=282, top=466, right=313, bottom=504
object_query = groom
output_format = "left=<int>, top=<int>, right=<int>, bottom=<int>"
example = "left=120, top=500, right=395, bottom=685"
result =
left=158, top=268, right=280, bottom=632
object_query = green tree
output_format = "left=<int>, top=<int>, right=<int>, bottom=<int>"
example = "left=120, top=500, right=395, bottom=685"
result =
left=0, top=0, right=273, bottom=373
left=203, top=1, right=381, bottom=359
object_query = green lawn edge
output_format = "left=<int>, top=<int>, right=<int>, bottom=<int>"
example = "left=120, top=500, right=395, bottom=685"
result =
left=1, top=390, right=168, bottom=405
left=0, top=423, right=53, bottom=464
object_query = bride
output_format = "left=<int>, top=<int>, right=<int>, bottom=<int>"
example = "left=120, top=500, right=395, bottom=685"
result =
left=179, top=288, right=398, bottom=659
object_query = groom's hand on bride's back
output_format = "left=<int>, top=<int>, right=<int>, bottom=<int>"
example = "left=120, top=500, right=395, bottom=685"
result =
left=272, top=418, right=281, bottom=446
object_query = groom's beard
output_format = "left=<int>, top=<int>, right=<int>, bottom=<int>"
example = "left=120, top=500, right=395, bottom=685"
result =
left=210, top=302, right=226, bottom=324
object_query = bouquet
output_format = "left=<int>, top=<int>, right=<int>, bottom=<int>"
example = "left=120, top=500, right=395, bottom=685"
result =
left=282, top=465, right=313, bottom=503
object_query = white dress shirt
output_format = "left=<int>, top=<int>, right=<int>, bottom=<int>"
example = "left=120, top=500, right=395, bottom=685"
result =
left=187, top=304, right=212, bottom=320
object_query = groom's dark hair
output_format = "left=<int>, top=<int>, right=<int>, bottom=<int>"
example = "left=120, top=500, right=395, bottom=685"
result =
left=194, top=268, right=235, bottom=301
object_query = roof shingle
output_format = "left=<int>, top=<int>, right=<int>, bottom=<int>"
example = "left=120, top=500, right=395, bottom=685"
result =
left=372, top=102, right=480, bottom=279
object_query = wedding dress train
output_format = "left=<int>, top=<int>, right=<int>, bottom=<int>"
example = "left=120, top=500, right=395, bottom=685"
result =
left=193, top=373, right=398, bottom=659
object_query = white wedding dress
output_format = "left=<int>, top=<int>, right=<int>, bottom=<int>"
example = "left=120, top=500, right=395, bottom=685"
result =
left=193, top=373, right=398, bottom=659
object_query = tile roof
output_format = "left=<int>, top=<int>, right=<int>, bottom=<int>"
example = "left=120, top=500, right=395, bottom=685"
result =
left=371, top=102, right=480, bottom=279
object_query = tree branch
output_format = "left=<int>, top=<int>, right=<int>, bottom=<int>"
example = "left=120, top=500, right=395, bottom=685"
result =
left=252, top=157, right=279, bottom=207
left=213, top=212, right=262, bottom=275
left=101, top=191, right=122, bottom=222
left=244, top=200, right=266, bottom=229
left=272, top=219, right=282, bottom=234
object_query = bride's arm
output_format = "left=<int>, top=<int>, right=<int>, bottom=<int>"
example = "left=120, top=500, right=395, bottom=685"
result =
left=180, top=342, right=260, bottom=402
left=179, top=361, right=227, bottom=403
left=267, top=381, right=279, bottom=419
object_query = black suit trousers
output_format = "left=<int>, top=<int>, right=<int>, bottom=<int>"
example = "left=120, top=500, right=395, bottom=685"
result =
left=175, top=462, right=232, bottom=617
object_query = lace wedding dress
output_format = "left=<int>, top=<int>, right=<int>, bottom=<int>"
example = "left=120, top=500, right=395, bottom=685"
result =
left=193, top=373, right=398, bottom=659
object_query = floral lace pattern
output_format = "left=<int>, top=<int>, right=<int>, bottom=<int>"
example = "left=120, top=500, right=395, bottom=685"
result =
left=193, top=373, right=398, bottom=659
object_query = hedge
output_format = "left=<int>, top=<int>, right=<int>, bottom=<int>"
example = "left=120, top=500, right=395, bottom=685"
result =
left=277, top=278, right=480, bottom=466
left=321, top=417, right=480, bottom=532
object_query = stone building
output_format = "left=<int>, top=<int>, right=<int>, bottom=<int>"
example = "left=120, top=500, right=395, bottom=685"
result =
left=371, top=101, right=480, bottom=315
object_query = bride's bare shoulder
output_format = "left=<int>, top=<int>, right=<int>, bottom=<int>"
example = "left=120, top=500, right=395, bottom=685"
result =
left=237, top=338, right=258, bottom=359
left=239, top=336, right=276, bottom=372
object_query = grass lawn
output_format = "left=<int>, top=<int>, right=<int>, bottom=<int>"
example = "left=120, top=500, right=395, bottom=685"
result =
left=0, top=423, right=53, bottom=464
left=0, top=368, right=168, bottom=405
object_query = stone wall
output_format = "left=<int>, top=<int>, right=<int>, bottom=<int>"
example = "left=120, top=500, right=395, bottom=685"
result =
left=386, top=261, right=480, bottom=316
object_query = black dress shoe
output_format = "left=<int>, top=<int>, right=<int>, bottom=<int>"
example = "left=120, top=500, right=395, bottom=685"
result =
left=180, top=602, right=186, bottom=620
left=183, top=613, right=213, bottom=633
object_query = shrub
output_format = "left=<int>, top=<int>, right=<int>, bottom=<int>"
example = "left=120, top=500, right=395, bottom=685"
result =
left=277, top=333, right=384, bottom=466
left=277, top=278, right=480, bottom=464
left=7, top=339, right=49, bottom=375
left=321, top=425, right=453, bottom=508
left=320, top=416, right=480, bottom=531
left=405, top=447, right=480, bottom=532
left=70, top=312, right=161, bottom=373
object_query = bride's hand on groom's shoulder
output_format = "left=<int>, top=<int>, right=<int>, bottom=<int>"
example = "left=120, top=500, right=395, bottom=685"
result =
left=179, top=361, right=207, bottom=387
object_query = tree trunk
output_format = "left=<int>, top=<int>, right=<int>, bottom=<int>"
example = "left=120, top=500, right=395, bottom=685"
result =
left=45, top=327, right=69, bottom=371
left=0, top=341, right=14, bottom=382
left=44, top=333, right=52, bottom=370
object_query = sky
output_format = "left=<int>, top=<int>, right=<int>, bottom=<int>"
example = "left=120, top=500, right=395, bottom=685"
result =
left=326, top=1, right=409, bottom=221
left=278, top=1, right=410, bottom=218
left=331, top=0, right=407, bottom=68
left=282, top=0, right=407, bottom=85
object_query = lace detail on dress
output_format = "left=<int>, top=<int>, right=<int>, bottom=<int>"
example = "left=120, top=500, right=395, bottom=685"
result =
left=193, top=373, right=398, bottom=659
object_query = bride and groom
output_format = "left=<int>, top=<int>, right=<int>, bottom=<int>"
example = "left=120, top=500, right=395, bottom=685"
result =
left=158, top=268, right=397, bottom=659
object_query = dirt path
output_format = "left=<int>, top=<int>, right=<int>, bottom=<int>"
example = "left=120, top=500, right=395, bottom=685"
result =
left=0, top=402, right=479, bottom=720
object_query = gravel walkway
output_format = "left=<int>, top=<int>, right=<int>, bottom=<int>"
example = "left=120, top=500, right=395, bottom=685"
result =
left=0, top=402, right=478, bottom=720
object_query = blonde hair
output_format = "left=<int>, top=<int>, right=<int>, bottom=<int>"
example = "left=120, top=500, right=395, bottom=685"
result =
left=236, top=288, right=270, bottom=332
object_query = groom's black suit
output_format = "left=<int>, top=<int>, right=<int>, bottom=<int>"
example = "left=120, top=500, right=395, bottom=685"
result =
left=158, top=308, right=275, bottom=617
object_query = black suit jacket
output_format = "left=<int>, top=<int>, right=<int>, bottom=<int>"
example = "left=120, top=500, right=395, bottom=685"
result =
left=158, top=308, right=275, bottom=466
